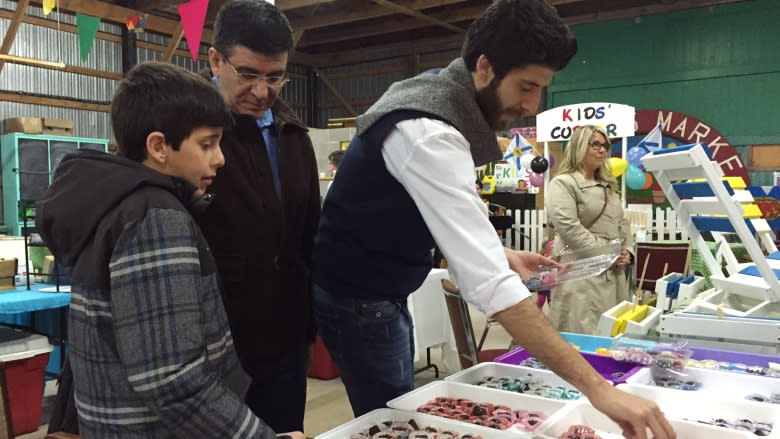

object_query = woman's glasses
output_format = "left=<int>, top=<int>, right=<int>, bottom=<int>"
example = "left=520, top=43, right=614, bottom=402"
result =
left=589, top=141, right=610, bottom=151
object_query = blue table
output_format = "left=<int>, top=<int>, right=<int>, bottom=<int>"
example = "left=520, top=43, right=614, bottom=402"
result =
left=0, top=284, right=71, bottom=314
left=0, top=284, right=71, bottom=377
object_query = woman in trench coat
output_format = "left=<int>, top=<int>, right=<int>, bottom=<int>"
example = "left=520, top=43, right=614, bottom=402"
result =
left=545, top=125, right=634, bottom=335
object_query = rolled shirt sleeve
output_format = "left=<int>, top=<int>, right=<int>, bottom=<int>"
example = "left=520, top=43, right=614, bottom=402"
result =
left=382, top=118, right=530, bottom=317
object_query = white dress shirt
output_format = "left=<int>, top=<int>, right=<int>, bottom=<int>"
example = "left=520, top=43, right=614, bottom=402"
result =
left=382, top=118, right=531, bottom=317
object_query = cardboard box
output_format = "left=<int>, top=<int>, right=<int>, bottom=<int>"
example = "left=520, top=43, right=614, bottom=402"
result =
left=2, top=117, right=43, bottom=134
left=0, top=257, right=17, bottom=291
left=42, top=118, right=74, bottom=136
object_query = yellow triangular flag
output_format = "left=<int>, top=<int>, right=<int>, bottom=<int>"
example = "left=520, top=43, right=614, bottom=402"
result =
left=43, top=0, right=56, bottom=15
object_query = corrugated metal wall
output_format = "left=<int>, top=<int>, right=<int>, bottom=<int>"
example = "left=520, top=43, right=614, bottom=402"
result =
left=0, top=0, right=311, bottom=141
left=0, top=0, right=117, bottom=139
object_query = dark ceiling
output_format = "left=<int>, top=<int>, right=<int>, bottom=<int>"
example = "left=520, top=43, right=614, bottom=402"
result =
left=111, top=0, right=749, bottom=67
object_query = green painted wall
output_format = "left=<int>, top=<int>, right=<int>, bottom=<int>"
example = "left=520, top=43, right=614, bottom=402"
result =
left=549, top=0, right=780, bottom=146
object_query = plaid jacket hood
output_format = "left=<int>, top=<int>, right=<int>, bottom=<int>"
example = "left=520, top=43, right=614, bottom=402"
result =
left=37, top=150, right=202, bottom=268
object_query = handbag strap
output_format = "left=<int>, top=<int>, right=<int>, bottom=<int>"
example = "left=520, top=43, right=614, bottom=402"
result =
left=582, top=186, right=608, bottom=230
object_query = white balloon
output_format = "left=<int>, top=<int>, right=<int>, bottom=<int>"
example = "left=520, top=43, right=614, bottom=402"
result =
left=520, top=153, right=535, bottom=169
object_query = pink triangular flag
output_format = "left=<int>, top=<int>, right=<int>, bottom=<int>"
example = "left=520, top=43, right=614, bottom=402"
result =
left=177, top=0, right=209, bottom=61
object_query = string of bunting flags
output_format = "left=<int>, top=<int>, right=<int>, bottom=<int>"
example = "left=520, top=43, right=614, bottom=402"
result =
left=44, top=0, right=211, bottom=62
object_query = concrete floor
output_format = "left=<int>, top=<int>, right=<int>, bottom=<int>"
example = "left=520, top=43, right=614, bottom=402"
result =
left=19, top=302, right=520, bottom=438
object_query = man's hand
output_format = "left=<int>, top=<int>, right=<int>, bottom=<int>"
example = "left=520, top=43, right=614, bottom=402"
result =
left=611, top=250, right=632, bottom=272
left=277, top=432, right=305, bottom=439
left=588, top=385, right=676, bottom=439
left=493, top=299, right=676, bottom=439
left=504, top=248, right=560, bottom=279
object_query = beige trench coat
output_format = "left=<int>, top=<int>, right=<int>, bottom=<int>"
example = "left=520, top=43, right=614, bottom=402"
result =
left=545, top=172, right=634, bottom=335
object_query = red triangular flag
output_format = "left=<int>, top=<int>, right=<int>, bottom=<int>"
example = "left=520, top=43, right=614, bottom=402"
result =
left=177, top=0, right=209, bottom=61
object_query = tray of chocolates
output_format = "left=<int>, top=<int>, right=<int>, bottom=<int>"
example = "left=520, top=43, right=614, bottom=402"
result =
left=386, top=381, right=566, bottom=436
left=617, top=384, right=780, bottom=438
left=444, top=362, right=586, bottom=401
left=535, top=400, right=757, bottom=439
left=314, top=408, right=518, bottom=439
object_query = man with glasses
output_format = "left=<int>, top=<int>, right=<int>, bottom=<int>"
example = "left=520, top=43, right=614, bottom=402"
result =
left=198, top=1, right=319, bottom=434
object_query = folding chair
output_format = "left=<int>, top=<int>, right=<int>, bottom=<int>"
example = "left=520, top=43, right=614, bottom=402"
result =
left=441, top=279, right=507, bottom=370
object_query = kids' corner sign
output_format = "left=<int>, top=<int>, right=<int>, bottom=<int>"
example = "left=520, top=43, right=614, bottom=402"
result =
left=635, top=109, right=748, bottom=184
left=537, top=103, right=636, bottom=142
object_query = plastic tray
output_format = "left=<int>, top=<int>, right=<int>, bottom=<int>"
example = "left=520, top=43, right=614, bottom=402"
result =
left=444, top=362, right=590, bottom=398
left=625, top=366, right=780, bottom=404
left=690, top=345, right=780, bottom=369
left=494, top=348, right=642, bottom=384
left=560, top=332, right=614, bottom=353
left=618, top=384, right=780, bottom=438
left=535, top=400, right=755, bottom=439
left=386, top=381, right=567, bottom=436
left=314, top=408, right=518, bottom=439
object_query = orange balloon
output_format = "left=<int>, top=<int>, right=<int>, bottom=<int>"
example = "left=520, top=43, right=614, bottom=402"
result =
left=642, top=172, right=654, bottom=190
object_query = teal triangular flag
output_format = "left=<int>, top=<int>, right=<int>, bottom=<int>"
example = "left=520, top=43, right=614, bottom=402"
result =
left=76, top=13, right=100, bottom=61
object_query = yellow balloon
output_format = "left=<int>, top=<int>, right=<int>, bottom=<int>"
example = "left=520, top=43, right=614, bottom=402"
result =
left=609, top=157, right=628, bottom=177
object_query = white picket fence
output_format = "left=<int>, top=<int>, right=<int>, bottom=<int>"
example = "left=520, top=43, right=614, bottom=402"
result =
left=501, top=205, right=689, bottom=252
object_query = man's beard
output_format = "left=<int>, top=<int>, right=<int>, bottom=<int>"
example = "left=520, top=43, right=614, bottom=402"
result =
left=476, top=78, right=504, bottom=131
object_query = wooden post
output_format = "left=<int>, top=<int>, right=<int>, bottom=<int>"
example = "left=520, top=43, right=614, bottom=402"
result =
left=313, top=67, right=356, bottom=116
left=0, top=0, right=32, bottom=73
left=161, top=24, right=184, bottom=63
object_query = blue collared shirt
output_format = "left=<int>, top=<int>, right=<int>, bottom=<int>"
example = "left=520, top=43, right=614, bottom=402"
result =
left=212, top=77, right=282, bottom=199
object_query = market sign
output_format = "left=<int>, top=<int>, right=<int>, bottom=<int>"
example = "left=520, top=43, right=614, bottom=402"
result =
left=635, top=109, right=748, bottom=184
left=536, top=102, right=636, bottom=142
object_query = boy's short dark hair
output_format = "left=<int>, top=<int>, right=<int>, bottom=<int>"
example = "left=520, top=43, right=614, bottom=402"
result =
left=111, top=62, right=233, bottom=162
left=212, top=0, right=293, bottom=57
left=461, top=0, right=577, bottom=78
left=328, top=150, right=346, bottom=167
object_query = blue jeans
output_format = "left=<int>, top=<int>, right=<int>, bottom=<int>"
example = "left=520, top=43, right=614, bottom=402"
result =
left=312, top=283, right=414, bottom=417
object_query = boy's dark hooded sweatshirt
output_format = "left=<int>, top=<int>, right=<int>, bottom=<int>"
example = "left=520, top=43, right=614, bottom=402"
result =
left=37, top=150, right=275, bottom=438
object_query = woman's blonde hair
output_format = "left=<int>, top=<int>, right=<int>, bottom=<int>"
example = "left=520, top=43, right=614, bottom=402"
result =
left=554, top=124, right=617, bottom=193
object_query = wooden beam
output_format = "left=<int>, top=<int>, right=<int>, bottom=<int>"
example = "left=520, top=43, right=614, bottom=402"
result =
left=0, top=53, right=122, bottom=80
left=0, top=53, right=65, bottom=69
left=315, top=34, right=463, bottom=67
left=277, top=0, right=335, bottom=9
left=313, top=68, right=356, bottom=116
left=298, top=5, right=483, bottom=48
left=61, top=64, right=123, bottom=81
left=161, top=25, right=184, bottom=63
left=371, top=0, right=464, bottom=33
left=293, top=29, right=305, bottom=47
left=0, top=0, right=31, bottom=73
left=290, top=0, right=466, bottom=31
left=128, top=0, right=179, bottom=11
left=0, top=91, right=110, bottom=112
left=409, top=53, right=420, bottom=76
left=28, top=0, right=213, bottom=42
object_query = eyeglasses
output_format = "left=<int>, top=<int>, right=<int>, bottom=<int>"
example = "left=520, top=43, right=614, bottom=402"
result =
left=589, top=140, right=610, bottom=151
left=223, top=58, right=290, bottom=89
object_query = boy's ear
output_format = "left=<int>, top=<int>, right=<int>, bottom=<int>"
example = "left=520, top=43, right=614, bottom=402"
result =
left=145, top=131, right=168, bottom=165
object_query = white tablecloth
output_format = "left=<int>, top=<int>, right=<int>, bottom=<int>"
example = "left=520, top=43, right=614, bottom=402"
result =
left=407, top=269, right=461, bottom=373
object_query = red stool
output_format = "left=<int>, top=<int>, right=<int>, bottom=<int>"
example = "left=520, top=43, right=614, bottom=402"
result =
left=307, top=335, right=340, bottom=380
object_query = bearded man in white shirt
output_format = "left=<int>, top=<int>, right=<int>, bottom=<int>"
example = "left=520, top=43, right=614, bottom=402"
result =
left=311, top=2, right=676, bottom=439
